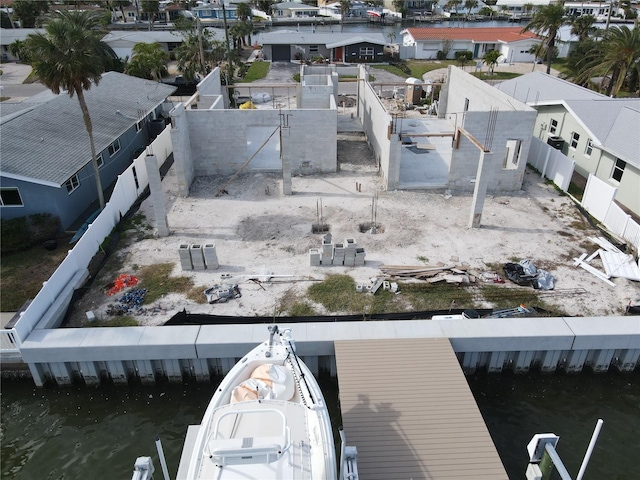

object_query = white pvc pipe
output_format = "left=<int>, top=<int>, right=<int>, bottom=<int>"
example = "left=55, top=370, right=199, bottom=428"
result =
left=544, top=443, right=572, bottom=480
left=576, top=419, right=604, bottom=480
left=155, top=437, right=171, bottom=480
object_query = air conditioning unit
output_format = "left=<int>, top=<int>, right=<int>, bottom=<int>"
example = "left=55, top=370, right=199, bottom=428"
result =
left=547, top=135, right=564, bottom=150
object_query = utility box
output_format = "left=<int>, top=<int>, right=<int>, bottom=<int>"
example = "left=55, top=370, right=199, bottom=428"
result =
left=547, top=135, right=564, bottom=150
left=405, top=77, right=423, bottom=104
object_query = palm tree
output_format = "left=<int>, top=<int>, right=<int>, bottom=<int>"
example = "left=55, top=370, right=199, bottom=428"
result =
left=125, top=42, right=168, bottom=81
left=142, top=0, right=159, bottom=31
left=483, top=50, right=501, bottom=74
left=570, top=14, right=597, bottom=42
left=25, top=11, right=116, bottom=210
left=464, top=0, right=478, bottom=19
left=110, top=0, right=131, bottom=23
left=576, top=25, right=640, bottom=96
left=339, top=0, right=352, bottom=31
left=175, top=30, right=225, bottom=82
left=521, top=3, right=567, bottom=74
left=236, top=2, right=252, bottom=22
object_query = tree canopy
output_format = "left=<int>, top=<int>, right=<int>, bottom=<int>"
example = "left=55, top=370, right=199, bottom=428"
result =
left=125, top=42, right=168, bottom=81
left=13, top=0, right=48, bottom=28
left=25, top=10, right=118, bottom=209
left=521, top=3, right=566, bottom=74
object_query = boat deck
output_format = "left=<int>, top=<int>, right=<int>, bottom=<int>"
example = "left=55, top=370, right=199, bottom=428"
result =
left=335, top=337, right=508, bottom=479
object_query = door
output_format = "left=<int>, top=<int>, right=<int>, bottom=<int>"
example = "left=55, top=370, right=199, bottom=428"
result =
left=271, top=45, right=291, bottom=61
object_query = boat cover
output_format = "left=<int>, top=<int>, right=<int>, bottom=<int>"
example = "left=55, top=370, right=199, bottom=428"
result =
left=231, top=364, right=295, bottom=403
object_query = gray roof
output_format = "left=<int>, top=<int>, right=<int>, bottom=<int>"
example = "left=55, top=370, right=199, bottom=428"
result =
left=101, top=30, right=188, bottom=44
left=261, top=31, right=386, bottom=46
left=566, top=99, right=640, bottom=167
left=273, top=2, right=318, bottom=9
left=495, top=71, right=605, bottom=104
left=0, top=72, right=176, bottom=186
left=0, top=28, right=42, bottom=46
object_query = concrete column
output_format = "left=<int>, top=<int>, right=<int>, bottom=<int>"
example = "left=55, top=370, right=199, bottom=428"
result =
left=144, top=154, right=170, bottom=237
left=282, top=151, right=292, bottom=195
left=79, top=361, right=100, bottom=386
left=28, top=363, right=45, bottom=387
left=302, top=355, right=319, bottom=376
left=220, top=357, right=235, bottom=375
left=469, top=150, right=492, bottom=228
left=462, top=351, right=479, bottom=374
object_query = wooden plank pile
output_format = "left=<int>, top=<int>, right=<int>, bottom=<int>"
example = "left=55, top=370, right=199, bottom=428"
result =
left=379, top=264, right=476, bottom=284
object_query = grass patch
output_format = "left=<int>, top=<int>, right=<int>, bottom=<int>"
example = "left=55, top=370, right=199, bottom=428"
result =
left=407, top=60, right=456, bottom=78
left=277, top=286, right=318, bottom=316
left=87, top=316, right=139, bottom=327
left=137, top=263, right=194, bottom=303
left=242, top=61, right=270, bottom=82
left=400, top=283, right=476, bottom=311
left=307, top=274, right=397, bottom=315
left=471, top=71, right=521, bottom=81
left=0, top=235, right=72, bottom=311
left=551, top=58, right=572, bottom=77
left=567, top=181, right=584, bottom=201
left=371, top=64, right=408, bottom=78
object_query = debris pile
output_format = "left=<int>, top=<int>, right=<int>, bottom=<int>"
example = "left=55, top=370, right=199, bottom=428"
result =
left=356, top=277, right=399, bottom=294
left=379, top=264, right=475, bottom=284
left=573, top=237, right=640, bottom=287
left=105, top=274, right=139, bottom=296
left=106, top=288, right=148, bottom=315
left=204, top=284, right=241, bottom=304
left=503, top=259, right=555, bottom=290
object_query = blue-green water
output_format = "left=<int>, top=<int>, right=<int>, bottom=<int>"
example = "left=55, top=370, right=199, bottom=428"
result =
left=1, top=371, right=638, bottom=479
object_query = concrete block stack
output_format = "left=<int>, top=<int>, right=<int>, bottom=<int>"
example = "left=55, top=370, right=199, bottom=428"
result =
left=178, top=244, right=193, bottom=270
left=309, top=248, right=321, bottom=266
left=203, top=244, right=219, bottom=269
left=309, top=235, right=366, bottom=266
left=333, top=243, right=345, bottom=265
left=190, top=244, right=206, bottom=270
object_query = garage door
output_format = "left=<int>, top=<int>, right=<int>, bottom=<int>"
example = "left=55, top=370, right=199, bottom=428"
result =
left=271, top=45, right=291, bottom=61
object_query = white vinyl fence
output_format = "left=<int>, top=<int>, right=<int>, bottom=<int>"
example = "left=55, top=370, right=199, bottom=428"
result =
left=1, top=127, right=173, bottom=350
left=582, top=174, right=640, bottom=252
left=527, top=136, right=575, bottom=192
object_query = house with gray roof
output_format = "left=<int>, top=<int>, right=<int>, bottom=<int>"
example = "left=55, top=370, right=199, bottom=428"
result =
left=261, top=31, right=387, bottom=62
left=0, top=72, right=176, bottom=230
left=496, top=72, right=640, bottom=217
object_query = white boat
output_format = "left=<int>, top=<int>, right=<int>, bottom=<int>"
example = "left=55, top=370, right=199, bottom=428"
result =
left=175, top=325, right=355, bottom=480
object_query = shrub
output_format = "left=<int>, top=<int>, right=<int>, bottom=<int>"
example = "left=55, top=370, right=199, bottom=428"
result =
left=1, top=213, right=60, bottom=254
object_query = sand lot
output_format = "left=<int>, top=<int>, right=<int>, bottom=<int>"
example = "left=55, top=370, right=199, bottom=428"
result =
left=68, top=150, right=638, bottom=327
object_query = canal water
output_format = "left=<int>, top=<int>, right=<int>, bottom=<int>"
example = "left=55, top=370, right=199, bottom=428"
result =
left=2, top=370, right=638, bottom=479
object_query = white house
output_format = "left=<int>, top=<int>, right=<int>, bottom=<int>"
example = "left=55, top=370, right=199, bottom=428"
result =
left=400, top=27, right=541, bottom=61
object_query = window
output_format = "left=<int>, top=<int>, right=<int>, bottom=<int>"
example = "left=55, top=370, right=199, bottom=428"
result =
left=309, top=45, right=319, bottom=53
left=359, top=46, right=374, bottom=56
left=65, top=174, right=80, bottom=193
left=503, top=139, right=522, bottom=170
left=96, top=152, right=104, bottom=168
left=585, top=138, right=593, bottom=156
left=0, top=188, right=23, bottom=206
left=463, top=98, right=469, bottom=112
left=612, top=158, right=626, bottom=182
left=570, top=132, right=580, bottom=149
left=549, top=118, right=558, bottom=134
left=108, top=139, right=121, bottom=156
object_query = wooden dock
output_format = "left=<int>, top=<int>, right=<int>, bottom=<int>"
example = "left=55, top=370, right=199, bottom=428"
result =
left=335, top=337, right=508, bottom=479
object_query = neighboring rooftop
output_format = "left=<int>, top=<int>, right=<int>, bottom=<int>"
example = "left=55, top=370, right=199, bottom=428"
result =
left=261, top=31, right=387, bottom=45
left=496, top=71, right=605, bottom=104
left=0, top=72, right=176, bottom=186
left=401, top=27, right=539, bottom=42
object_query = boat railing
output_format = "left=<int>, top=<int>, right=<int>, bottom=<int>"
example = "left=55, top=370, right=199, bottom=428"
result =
left=205, top=408, right=291, bottom=466
left=339, top=428, right=359, bottom=480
